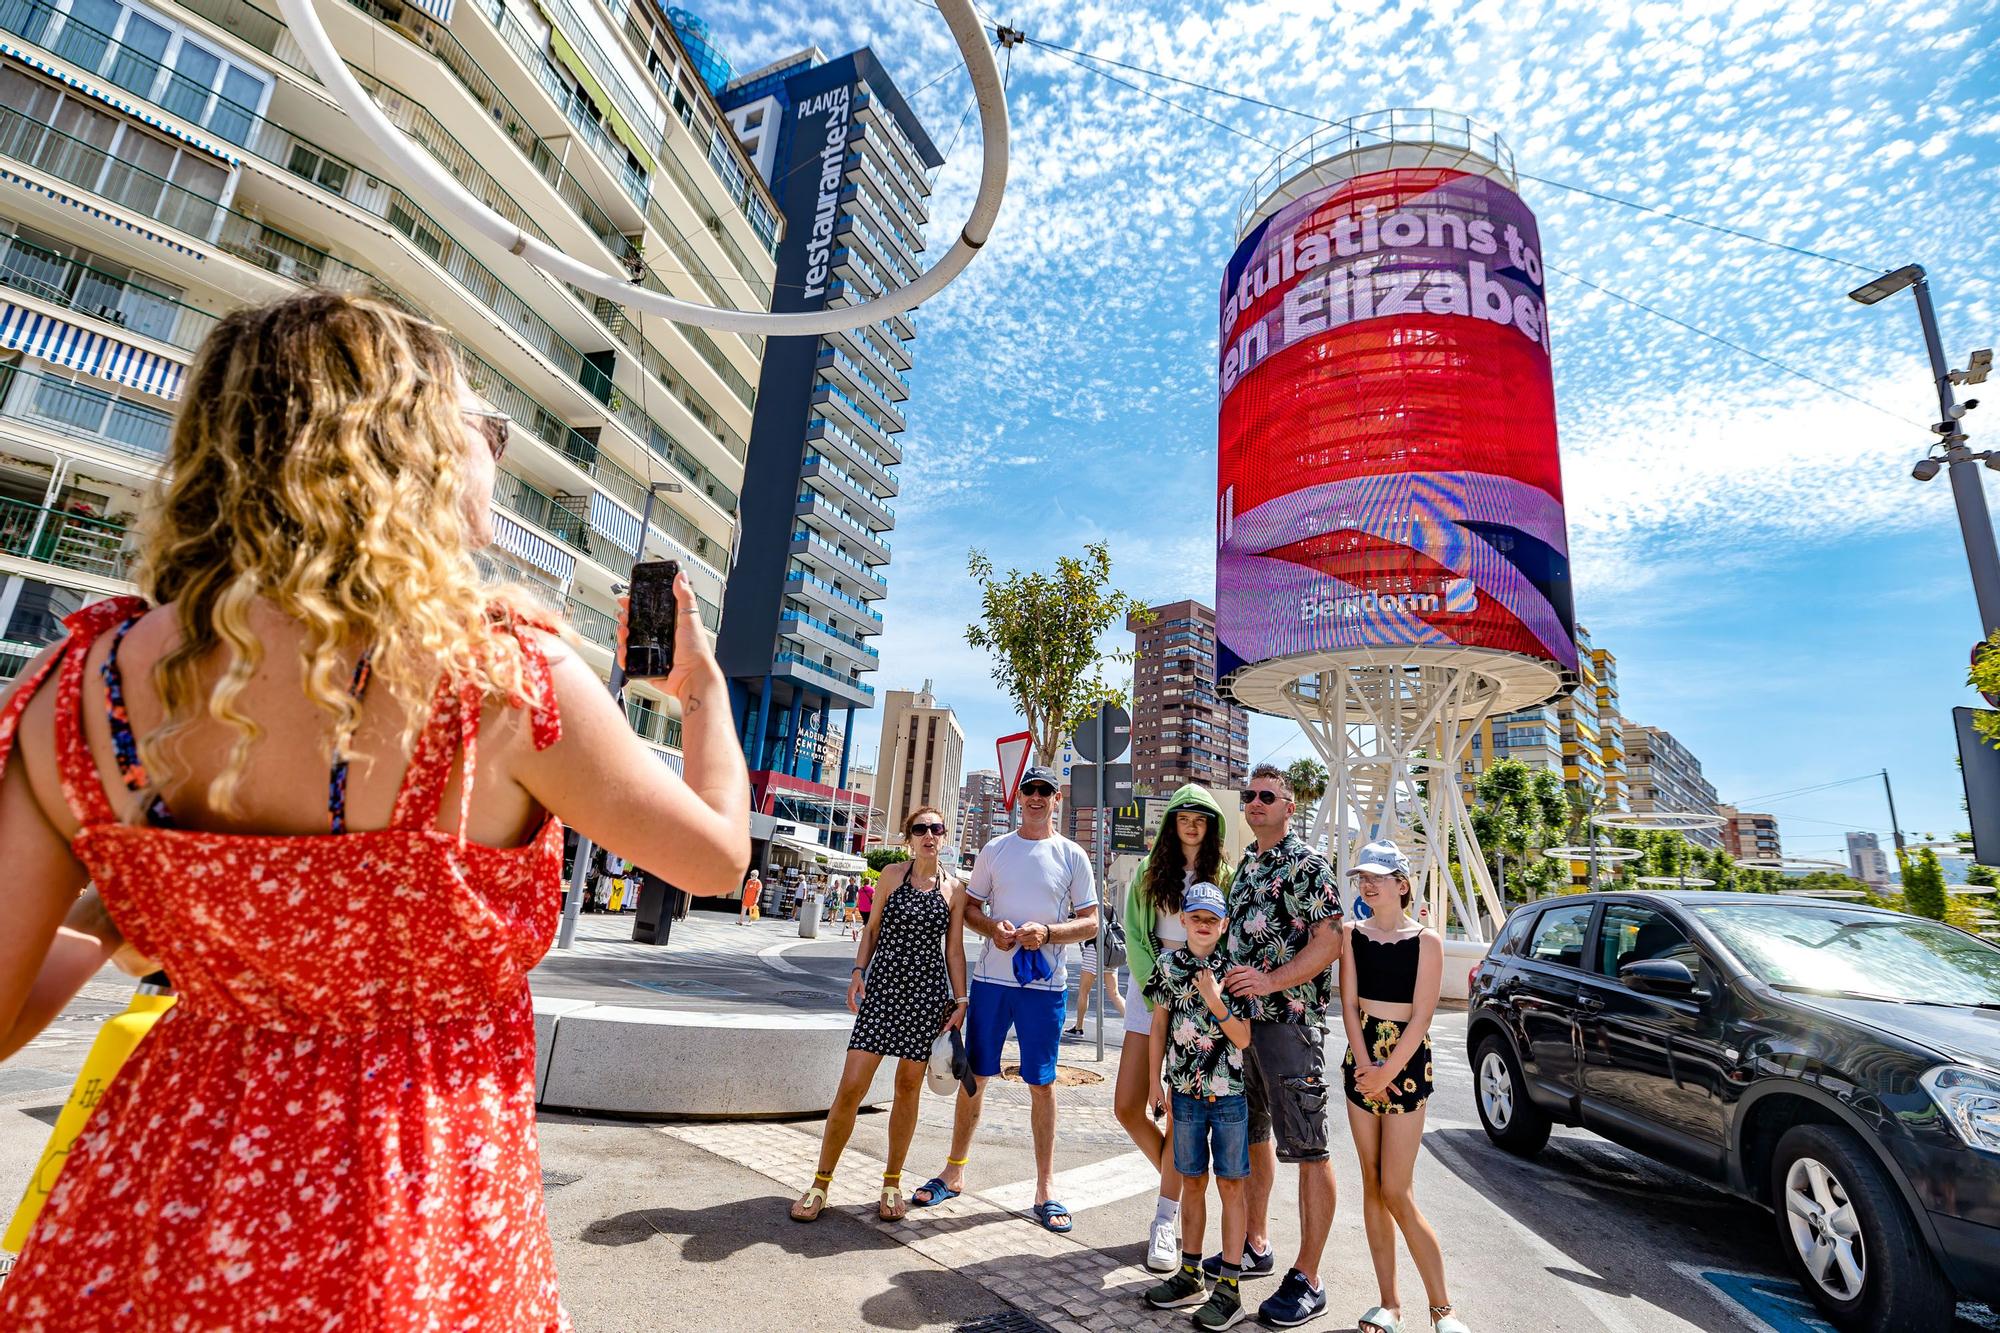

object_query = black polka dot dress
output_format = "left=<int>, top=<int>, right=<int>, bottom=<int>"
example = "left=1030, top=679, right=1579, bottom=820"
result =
left=850, top=875, right=954, bottom=1061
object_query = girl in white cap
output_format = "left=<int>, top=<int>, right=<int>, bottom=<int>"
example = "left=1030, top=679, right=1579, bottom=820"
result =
left=1340, top=840, right=1468, bottom=1333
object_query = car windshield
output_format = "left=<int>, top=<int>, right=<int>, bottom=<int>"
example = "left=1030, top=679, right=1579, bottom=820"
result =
left=1692, top=904, right=2000, bottom=1006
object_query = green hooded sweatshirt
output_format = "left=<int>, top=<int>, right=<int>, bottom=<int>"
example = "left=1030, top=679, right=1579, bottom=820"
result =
left=1122, top=783, right=1232, bottom=995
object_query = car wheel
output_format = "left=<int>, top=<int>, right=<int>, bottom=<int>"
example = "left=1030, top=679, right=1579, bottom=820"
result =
left=1769, top=1124, right=1955, bottom=1331
left=1473, top=1034, right=1550, bottom=1157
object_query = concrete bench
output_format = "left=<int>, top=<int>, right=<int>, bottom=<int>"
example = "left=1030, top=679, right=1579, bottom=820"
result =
left=533, top=997, right=900, bottom=1119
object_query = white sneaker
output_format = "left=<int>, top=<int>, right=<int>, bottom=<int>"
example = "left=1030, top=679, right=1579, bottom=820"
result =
left=1146, top=1215, right=1179, bottom=1273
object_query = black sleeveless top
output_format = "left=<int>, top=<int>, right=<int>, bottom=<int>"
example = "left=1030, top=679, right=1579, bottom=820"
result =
left=1352, top=930, right=1421, bottom=1004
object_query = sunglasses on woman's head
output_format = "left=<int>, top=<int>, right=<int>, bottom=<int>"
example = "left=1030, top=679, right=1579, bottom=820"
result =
left=1241, top=790, right=1284, bottom=806
left=463, top=408, right=510, bottom=460
left=909, top=822, right=947, bottom=837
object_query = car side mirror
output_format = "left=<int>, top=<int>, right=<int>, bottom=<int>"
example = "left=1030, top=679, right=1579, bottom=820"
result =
left=1620, top=958, right=1698, bottom=998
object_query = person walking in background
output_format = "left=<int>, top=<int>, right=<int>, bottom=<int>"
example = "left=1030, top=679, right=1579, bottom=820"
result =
left=909, top=766, right=1098, bottom=1233
left=0, top=291, right=750, bottom=1328
left=1222, top=764, right=1345, bottom=1327
left=1065, top=929, right=1126, bottom=1036
left=1141, top=881, right=1254, bottom=1330
left=792, top=807, right=967, bottom=1223
left=1341, top=842, right=1465, bottom=1333
left=740, top=870, right=763, bottom=923
left=1117, top=783, right=1233, bottom=1273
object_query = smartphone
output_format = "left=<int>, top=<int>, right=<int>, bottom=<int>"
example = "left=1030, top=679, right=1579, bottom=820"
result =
left=623, top=559, right=679, bottom=679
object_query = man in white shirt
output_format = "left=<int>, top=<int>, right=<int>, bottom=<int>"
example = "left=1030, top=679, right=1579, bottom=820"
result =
left=908, top=765, right=1098, bottom=1233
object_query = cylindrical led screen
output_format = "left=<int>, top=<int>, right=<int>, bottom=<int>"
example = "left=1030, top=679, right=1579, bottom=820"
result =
left=1216, top=165, right=1577, bottom=683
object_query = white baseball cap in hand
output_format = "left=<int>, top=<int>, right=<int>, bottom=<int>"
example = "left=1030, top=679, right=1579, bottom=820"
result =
left=927, top=1031, right=957, bottom=1096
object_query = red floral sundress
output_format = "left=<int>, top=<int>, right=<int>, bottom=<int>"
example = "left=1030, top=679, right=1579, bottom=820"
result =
left=0, top=597, right=570, bottom=1330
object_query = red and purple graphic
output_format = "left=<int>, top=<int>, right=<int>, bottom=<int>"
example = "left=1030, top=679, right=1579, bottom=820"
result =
left=1216, top=166, right=1577, bottom=683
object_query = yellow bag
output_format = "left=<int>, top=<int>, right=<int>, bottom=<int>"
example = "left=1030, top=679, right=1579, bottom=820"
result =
left=4, top=981, right=175, bottom=1254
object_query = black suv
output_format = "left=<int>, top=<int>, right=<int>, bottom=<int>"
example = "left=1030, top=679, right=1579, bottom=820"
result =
left=1466, top=892, right=2000, bottom=1331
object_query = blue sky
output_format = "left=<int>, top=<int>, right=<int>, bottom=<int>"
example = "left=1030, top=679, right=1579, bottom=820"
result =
left=697, top=0, right=2000, bottom=863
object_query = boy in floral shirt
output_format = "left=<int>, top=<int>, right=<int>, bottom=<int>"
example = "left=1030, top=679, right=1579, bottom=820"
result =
left=1142, top=881, right=1252, bottom=1330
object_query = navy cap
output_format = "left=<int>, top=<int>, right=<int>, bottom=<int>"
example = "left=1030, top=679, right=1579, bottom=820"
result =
left=1019, top=766, right=1061, bottom=794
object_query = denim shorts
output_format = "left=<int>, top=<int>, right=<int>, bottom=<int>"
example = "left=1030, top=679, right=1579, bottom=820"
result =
left=1171, top=1092, right=1251, bottom=1180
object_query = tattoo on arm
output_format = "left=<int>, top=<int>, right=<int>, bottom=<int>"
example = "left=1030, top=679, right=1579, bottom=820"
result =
left=685, top=695, right=702, bottom=712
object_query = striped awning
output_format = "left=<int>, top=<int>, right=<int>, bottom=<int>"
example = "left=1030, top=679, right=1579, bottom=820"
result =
left=0, top=302, right=187, bottom=399
left=404, top=0, right=455, bottom=22
left=490, top=509, right=576, bottom=586
left=588, top=489, right=641, bottom=556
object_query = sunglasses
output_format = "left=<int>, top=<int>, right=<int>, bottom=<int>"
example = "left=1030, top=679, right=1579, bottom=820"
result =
left=1020, top=784, right=1057, bottom=798
left=909, top=822, right=947, bottom=837
left=1241, top=790, right=1285, bottom=806
left=463, top=408, right=510, bottom=461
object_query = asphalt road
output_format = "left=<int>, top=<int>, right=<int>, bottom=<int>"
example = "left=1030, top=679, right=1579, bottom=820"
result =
left=3, top=930, right=1995, bottom=1331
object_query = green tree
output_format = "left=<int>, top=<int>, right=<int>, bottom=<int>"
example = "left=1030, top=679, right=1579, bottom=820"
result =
left=964, top=542, right=1149, bottom=765
left=1899, top=848, right=1949, bottom=921
left=1966, top=863, right=1999, bottom=888
left=1285, top=757, right=1328, bottom=837
left=865, top=847, right=910, bottom=874
left=1471, top=760, right=1569, bottom=901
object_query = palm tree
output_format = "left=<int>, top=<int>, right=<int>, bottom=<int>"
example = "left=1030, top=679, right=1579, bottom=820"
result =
left=1284, top=757, right=1329, bottom=839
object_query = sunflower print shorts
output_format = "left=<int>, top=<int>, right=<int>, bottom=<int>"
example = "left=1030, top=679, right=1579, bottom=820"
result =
left=1342, top=1013, right=1434, bottom=1114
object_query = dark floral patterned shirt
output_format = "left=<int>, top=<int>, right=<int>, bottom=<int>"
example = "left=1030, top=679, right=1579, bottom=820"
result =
left=1144, top=947, right=1248, bottom=1097
left=1225, top=832, right=1344, bottom=1025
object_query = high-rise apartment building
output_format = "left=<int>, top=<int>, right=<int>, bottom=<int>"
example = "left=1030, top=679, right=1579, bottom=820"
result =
left=956, top=768, right=1005, bottom=863
left=0, top=0, right=775, bottom=768
left=877, top=681, right=964, bottom=847
left=715, top=48, right=938, bottom=851
left=1628, top=725, right=1723, bottom=849
left=1847, top=831, right=1892, bottom=888
left=1129, top=600, right=1249, bottom=795
left=1718, top=806, right=1781, bottom=861
left=1460, top=625, right=1623, bottom=821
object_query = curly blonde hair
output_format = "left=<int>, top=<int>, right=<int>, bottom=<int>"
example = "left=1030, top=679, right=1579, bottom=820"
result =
left=135, top=290, right=547, bottom=816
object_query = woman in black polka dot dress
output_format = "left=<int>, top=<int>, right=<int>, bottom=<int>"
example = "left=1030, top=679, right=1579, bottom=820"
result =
left=792, top=806, right=968, bottom=1224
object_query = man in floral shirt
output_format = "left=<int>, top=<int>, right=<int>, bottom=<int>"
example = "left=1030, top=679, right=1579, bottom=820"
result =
left=1218, top=764, right=1344, bottom=1328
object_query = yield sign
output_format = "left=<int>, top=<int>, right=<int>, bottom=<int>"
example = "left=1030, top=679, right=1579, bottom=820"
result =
left=996, top=731, right=1033, bottom=811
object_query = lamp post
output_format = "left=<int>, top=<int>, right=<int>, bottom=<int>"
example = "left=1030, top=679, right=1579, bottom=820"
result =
left=557, top=479, right=685, bottom=951
left=1849, top=265, right=1999, bottom=639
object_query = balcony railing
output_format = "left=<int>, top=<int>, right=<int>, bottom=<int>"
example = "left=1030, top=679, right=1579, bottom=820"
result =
left=836, top=212, right=917, bottom=289
left=796, top=490, right=891, bottom=556
left=0, top=494, right=138, bottom=581
left=791, top=529, right=888, bottom=590
left=773, top=650, right=874, bottom=699
left=2, top=365, right=173, bottom=460
left=846, top=149, right=925, bottom=228
left=780, top=609, right=879, bottom=660
left=813, top=384, right=901, bottom=453
left=0, top=231, right=217, bottom=353
left=817, top=344, right=908, bottom=413
left=805, top=417, right=898, bottom=493
left=800, top=453, right=893, bottom=522
left=784, top=569, right=883, bottom=623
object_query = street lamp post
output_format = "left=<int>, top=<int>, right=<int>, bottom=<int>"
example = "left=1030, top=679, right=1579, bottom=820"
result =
left=1849, top=265, right=2000, bottom=638
left=557, top=479, right=684, bottom=951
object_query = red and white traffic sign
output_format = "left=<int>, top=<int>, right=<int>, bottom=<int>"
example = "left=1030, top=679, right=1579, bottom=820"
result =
left=996, top=731, right=1033, bottom=811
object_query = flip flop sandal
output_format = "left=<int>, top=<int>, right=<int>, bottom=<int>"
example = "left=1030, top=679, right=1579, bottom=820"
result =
left=1031, top=1200, right=1072, bottom=1233
left=878, top=1173, right=906, bottom=1221
left=790, top=1172, right=834, bottom=1223
left=1360, top=1307, right=1402, bottom=1333
left=1431, top=1306, right=1469, bottom=1333
left=910, top=1176, right=960, bottom=1207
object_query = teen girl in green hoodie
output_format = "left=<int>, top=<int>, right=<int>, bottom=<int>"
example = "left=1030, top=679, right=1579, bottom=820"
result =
left=1119, top=783, right=1234, bottom=1274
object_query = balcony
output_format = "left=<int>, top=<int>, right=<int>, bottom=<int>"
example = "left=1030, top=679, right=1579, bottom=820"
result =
left=843, top=142, right=927, bottom=226
left=851, top=90, right=931, bottom=191
left=810, top=385, right=901, bottom=461
left=790, top=529, right=888, bottom=597
left=0, top=495, right=138, bottom=582
left=784, top=569, right=883, bottom=626
left=773, top=650, right=875, bottom=703
left=1, top=366, right=173, bottom=462
left=0, top=231, right=219, bottom=355
left=823, top=322, right=909, bottom=401
left=780, top=609, right=879, bottom=663
left=800, top=453, right=893, bottom=529
left=795, top=491, right=890, bottom=565
left=815, top=346, right=907, bottom=427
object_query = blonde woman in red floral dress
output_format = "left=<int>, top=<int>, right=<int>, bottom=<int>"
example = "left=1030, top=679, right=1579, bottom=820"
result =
left=0, top=292, right=749, bottom=1330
